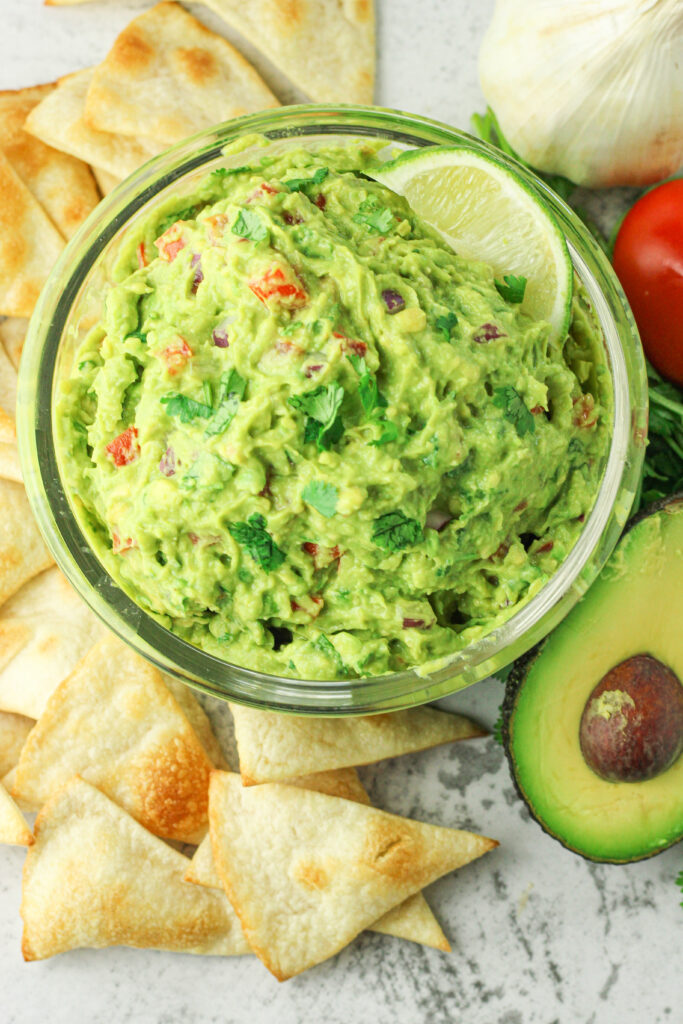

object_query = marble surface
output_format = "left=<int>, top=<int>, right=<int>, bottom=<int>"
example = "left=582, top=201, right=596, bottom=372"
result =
left=0, top=1, right=680, bottom=1021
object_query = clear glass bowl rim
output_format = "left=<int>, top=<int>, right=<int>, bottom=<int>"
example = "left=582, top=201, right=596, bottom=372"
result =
left=17, top=104, right=648, bottom=716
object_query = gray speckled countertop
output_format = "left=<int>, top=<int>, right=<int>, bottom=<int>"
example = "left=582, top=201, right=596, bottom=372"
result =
left=0, top=2, right=680, bottom=1021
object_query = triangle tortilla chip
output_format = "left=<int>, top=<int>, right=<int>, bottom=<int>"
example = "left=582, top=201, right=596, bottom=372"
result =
left=0, top=342, right=22, bottom=481
left=21, top=777, right=250, bottom=960
left=199, top=0, right=375, bottom=104
left=209, top=772, right=496, bottom=978
left=0, top=567, right=105, bottom=719
left=0, top=710, right=34, bottom=777
left=0, top=480, right=54, bottom=607
left=13, top=635, right=213, bottom=842
left=85, top=2, right=279, bottom=147
left=230, top=703, right=487, bottom=784
left=0, top=85, right=100, bottom=240
left=91, top=166, right=120, bottom=196
left=0, top=151, right=65, bottom=317
left=163, top=675, right=228, bottom=769
left=187, top=768, right=450, bottom=952
left=24, top=69, right=163, bottom=180
left=0, top=780, right=32, bottom=846
left=0, top=317, right=27, bottom=371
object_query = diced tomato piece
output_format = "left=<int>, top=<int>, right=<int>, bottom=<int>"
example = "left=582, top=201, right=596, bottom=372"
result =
left=514, top=500, right=528, bottom=513
left=530, top=405, right=545, bottom=415
left=536, top=540, right=554, bottom=554
left=302, top=541, right=344, bottom=571
left=158, top=337, right=193, bottom=375
left=155, top=222, right=186, bottom=262
left=206, top=213, right=228, bottom=242
left=314, top=193, right=326, bottom=210
left=276, top=338, right=303, bottom=356
left=302, top=541, right=319, bottom=559
left=490, top=540, right=510, bottom=563
left=136, top=241, right=149, bottom=268
left=106, top=427, right=140, bottom=467
left=290, top=594, right=323, bottom=618
left=248, top=265, right=308, bottom=310
left=572, top=394, right=597, bottom=429
left=334, top=331, right=367, bottom=357
left=112, top=530, right=137, bottom=554
left=247, top=182, right=278, bottom=202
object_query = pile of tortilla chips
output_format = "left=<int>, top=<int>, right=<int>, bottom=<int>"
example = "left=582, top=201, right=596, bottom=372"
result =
left=0, top=0, right=499, bottom=980
left=0, top=622, right=496, bottom=978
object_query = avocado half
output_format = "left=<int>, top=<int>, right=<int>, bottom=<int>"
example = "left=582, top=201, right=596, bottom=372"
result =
left=503, top=494, right=683, bottom=863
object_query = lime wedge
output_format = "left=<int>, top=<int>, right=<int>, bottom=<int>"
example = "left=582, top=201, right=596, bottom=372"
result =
left=373, top=146, right=573, bottom=342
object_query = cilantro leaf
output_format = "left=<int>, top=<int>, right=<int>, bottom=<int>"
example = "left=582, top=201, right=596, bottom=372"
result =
left=347, top=353, right=367, bottom=376
left=289, top=384, right=344, bottom=451
left=302, top=480, right=338, bottom=517
left=353, top=198, right=395, bottom=234
left=284, top=167, right=329, bottom=192
left=435, top=312, right=458, bottom=342
left=372, top=511, right=423, bottom=552
left=231, top=209, right=268, bottom=242
left=205, top=370, right=247, bottom=438
left=228, top=513, right=285, bottom=573
left=495, top=274, right=527, bottom=304
left=156, top=206, right=197, bottom=236
left=369, top=419, right=400, bottom=446
left=161, top=393, right=213, bottom=423
left=493, top=386, right=535, bottom=437
left=211, top=165, right=254, bottom=180
left=313, top=633, right=346, bottom=674
left=127, top=329, right=148, bottom=344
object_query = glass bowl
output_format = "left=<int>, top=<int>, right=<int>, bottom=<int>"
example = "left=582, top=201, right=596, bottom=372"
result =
left=17, top=105, right=648, bottom=715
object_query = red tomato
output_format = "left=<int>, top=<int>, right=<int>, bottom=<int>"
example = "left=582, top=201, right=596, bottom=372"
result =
left=106, top=427, right=139, bottom=467
left=612, top=179, right=683, bottom=385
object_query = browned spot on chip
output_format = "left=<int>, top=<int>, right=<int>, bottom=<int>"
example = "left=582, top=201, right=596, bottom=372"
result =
left=362, top=818, right=418, bottom=883
left=293, top=859, right=329, bottom=891
left=132, top=735, right=211, bottom=842
left=112, top=27, right=155, bottom=71
left=175, top=47, right=218, bottom=85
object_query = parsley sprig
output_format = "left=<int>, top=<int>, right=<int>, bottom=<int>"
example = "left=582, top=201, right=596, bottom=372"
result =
left=289, top=384, right=344, bottom=451
left=493, top=386, right=536, bottom=437
left=228, top=514, right=285, bottom=573
left=372, top=511, right=423, bottom=552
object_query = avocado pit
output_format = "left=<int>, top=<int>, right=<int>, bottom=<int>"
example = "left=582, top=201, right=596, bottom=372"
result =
left=579, top=654, right=683, bottom=783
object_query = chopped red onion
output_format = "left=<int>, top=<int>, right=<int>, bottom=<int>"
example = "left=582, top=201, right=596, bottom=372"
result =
left=474, top=323, right=505, bottom=343
left=314, top=194, right=326, bottom=210
left=212, top=328, right=229, bottom=348
left=283, top=211, right=304, bottom=225
left=190, top=253, right=203, bottom=294
left=382, top=289, right=406, bottom=314
left=425, top=508, right=452, bottom=532
left=403, top=618, right=429, bottom=629
left=159, top=447, right=176, bottom=477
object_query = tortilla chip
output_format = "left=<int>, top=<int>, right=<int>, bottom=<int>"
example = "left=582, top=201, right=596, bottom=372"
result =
left=188, top=769, right=450, bottom=952
left=0, top=317, right=27, bottom=371
left=0, top=343, right=22, bottom=481
left=13, top=635, right=213, bottom=842
left=91, top=165, right=120, bottom=196
left=230, top=703, right=487, bottom=784
left=0, top=480, right=53, bottom=608
left=86, top=2, right=279, bottom=148
left=24, top=69, right=163, bottom=180
left=199, top=0, right=375, bottom=104
left=0, top=85, right=99, bottom=240
left=0, top=781, right=32, bottom=846
left=21, top=776, right=250, bottom=960
left=209, top=772, right=496, bottom=978
left=162, top=675, right=228, bottom=769
left=0, top=151, right=65, bottom=318
left=0, top=710, right=34, bottom=777
left=0, top=567, right=104, bottom=719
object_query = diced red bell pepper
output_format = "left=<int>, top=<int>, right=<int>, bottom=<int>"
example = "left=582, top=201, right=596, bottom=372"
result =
left=136, top=242, right=149, bottom=269
left=106, top=427, right=140, bottom=467
left=158, top=337, right=193, bottom=375
left=248, top=265, right=307, bottom=310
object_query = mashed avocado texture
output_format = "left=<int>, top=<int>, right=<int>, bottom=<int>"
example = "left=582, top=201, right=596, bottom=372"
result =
left=57, top=143, right=611, bottom=679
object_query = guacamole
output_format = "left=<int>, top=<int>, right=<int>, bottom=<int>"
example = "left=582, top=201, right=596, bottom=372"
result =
left=57, top=142, right=611, bottom=679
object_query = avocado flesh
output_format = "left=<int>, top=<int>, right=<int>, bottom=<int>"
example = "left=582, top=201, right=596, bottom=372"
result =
left=507, top=496, right=683, bottom=863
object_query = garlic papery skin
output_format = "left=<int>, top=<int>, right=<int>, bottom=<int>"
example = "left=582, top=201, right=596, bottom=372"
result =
left=479, top=0, right=683, bottom=188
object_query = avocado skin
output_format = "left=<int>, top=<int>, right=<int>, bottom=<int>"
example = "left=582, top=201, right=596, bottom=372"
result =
left=502, top=492, right=683, bottom=864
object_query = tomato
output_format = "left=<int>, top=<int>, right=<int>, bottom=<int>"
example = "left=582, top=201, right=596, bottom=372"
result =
left=612, top=179, right=683, bottom=385
left=106, top=427, right=139, bottom=467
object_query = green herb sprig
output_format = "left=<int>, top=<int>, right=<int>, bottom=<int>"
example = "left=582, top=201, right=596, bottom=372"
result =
left=228, top=514, right=285, bottom=573
left=493, top=386, right=536, bottom=437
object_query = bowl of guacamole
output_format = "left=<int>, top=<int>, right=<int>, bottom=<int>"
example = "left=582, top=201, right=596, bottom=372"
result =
left=18, top=106, right=648, bottom=713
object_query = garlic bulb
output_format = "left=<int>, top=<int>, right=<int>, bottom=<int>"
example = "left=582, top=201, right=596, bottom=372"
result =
left=479, top=0, right=683, bottom=188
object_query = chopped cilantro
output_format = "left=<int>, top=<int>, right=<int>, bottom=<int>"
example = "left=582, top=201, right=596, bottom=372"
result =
left=284, top=167, right=329, bottom=192
left=231, top=209, right=268, bottom=242
left=156, top=205, right=197, bottom=236
left=72, top=420, right=88, bottom=436
left=211, top=165, right=254, bottom=179
left=495, top=274, right=527, bottom=304
left=348, top=353, right=398, bottom=445
left=77, top=359, right=97, bottom=372
left=161, top=393, right=213, bottom=423
left=369, top=419, right=400, bottom=446
left=289, top=383, right=344, bottom=451
left=302, top=480, right=338, bottom=517
left=353, top=198, right=395, bottom=234
left=435, top=312, right=458, bottom=341
left=493, top=386, right=536, bottom=437
left=205, top=370, right=246, bottom=438
left=313, top=633, right=346, bottom=673
left=228, top=513, right=285, bottom=573
left=237, top=567, right=253, bottom=584
left=372, top=511, right=423, bottom=551
left=280, top=320, right=302, bottom=336
left=127, top=329, right=148, bottom=344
